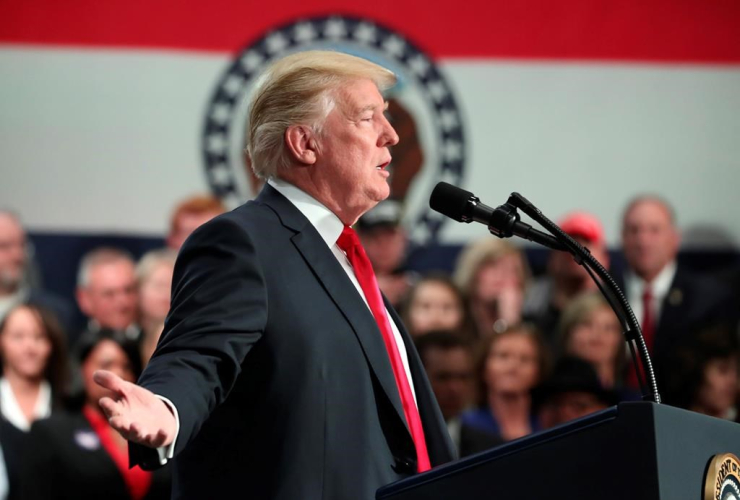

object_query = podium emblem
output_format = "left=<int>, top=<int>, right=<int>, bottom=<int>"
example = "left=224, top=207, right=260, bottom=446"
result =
left=705, top=453, right=740, bottom=500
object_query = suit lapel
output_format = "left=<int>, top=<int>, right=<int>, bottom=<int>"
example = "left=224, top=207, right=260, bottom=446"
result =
left=256, top=185, right=410, bottom=434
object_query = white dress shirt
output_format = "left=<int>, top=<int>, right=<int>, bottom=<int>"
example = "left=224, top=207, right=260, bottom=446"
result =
left=0, top=378, right=51, bottom=431
left=157, top=179, right=417, bottom=464
left=625, top=261, right=677, bottom=326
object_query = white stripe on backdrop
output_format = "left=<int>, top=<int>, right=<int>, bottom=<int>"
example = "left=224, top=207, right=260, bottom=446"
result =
left=1, top=46, right=739, bottom=246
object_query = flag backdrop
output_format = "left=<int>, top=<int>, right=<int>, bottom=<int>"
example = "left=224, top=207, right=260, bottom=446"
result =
left=2, top=0, right=740, bottom=252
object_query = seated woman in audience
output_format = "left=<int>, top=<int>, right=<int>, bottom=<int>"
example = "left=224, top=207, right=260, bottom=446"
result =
left=0, top=304, right=68, bottom=499
left=662, top=325, right=739, bottom=420
left=0, top=304, right=68, bottom=430
left=401, top=274, right=473, bottom=339
left=454, top=238, right=530, bottom=338
left=135, top=249, right=176, bottom=366
left=558, top=292, right=626, bottom=390
left=461, top=323, right=549, bottom=441
left=21, top=329, right=170, bottom=500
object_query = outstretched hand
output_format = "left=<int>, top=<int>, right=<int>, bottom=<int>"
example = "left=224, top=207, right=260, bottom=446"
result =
left=94, top=370, right=177, bottom=449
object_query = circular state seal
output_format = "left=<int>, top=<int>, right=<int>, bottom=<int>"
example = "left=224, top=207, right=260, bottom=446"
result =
left=705, top=453, right=740, bottom=500
left=201, top=15, right=466, bottom=244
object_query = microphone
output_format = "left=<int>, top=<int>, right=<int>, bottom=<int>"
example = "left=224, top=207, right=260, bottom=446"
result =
left=429, top=182, right=565, bottom=251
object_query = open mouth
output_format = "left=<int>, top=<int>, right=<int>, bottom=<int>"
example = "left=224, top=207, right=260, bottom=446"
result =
left=376, top=160, right=391, bottom=170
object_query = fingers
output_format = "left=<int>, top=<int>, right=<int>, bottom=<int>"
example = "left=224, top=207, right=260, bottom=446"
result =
left=148, top=429, right=169, bottom=448
left=93, top=370, right=127, bottom=395
left=98, top=396, right=120, bottom=419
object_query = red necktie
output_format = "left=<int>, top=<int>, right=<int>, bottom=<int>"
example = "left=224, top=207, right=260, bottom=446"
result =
left=641, top=286, right=656, bottom=353
left=627, top=285, right=656, bottom=389
left=337, top=226, right=431, bottom=473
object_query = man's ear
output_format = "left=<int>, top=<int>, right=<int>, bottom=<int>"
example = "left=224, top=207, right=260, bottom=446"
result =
left=285, top=125, right=318, bottom=165
left=76, top=288, right=92, bottom=316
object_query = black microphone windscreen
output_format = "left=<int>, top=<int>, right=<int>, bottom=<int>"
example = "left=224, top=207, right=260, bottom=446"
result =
left=429, top=182, right=474, bottom=222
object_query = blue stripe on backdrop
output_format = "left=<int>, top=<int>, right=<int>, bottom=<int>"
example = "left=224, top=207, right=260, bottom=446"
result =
left=27, top=232, right=740, bottom=327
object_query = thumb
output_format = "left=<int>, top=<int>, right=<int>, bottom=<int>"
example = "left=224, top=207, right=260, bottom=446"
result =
left=93, top=370, right=127, bottom=395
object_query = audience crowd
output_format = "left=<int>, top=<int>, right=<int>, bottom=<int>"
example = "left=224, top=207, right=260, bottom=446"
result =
left=0, top=190, right=738, bottom=498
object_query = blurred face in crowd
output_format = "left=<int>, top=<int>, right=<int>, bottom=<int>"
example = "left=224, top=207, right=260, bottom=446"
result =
left=359, top=225, right=407, bottom=275
left=408, top=280, right=464, bottom=337
left=138, top=261, right=174, bottom=324
left=82, top=339, right=135, bottom=409
left=622, top=199, right=679, bottom=283
left=423, top=346, right=474, bottom=421
left=0, top=306, right=51, bottom=381
left=485, top=332, right=540, bottom=396
left=566, top=305, right=622, bottom=367
left=168, top=210, right=223, bottom=250
left=549, top=236, right=608, bottom=285
left=473, top=255, right=524, bottom=304
left=540, top=392, right=607, bottom=429
left=77, top=259, right=138, bottom=330
left=693, top=356, right=739, bottom=418
left=0, top=214, right=26, bottom=293
left=304, top=78, right=399, bottom=225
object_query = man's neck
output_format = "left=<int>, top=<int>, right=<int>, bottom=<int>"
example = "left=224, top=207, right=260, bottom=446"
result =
left=273, top=173, right=365, bottom=226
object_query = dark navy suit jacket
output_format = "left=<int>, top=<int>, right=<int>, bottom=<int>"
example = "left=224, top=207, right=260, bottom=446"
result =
left=132, top=184, right=454, bottom=499
left=618, top=265, right=737, bottom=389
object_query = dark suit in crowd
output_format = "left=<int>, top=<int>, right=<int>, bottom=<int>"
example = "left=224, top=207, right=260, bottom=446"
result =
left=618, top=266, right=737, bottom=388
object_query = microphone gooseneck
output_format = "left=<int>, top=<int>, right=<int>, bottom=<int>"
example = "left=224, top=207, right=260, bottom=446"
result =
left=429, top=182, right=661, bottom=404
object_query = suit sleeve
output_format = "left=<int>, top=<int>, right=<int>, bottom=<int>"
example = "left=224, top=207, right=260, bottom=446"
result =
left=131, top=216, right=268, bottom=469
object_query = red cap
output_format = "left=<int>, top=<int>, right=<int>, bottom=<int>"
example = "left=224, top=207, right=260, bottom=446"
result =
left=558, top=211, right=604, bottom=245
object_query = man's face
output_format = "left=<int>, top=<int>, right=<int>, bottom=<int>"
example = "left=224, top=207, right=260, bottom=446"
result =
left=422, top=346, right=474, bottom=421
left=549, top=236, right=608, bottom=284
left=621, top=200, right=679, bottom=282
left=313, top=79, right=399, bottom=224
left=77, top=260, right=138, bottom=330
left=0, top=214, right=26, bottom=293
left=541, top=392, right=607, bottom=429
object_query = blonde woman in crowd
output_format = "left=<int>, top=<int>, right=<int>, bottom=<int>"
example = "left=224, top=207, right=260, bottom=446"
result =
left=454, top=238, right=530, bottom=338
left=135, top=249, right=177, bottom=366
left=558, top=292, right=626, bottom=390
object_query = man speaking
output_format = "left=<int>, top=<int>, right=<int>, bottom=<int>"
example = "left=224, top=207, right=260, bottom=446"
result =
left=93, top=50, right=455, bottom=499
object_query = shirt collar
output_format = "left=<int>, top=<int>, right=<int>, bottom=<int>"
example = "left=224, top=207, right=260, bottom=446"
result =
left=267, top=178, right=344, bottom=247
left=626, top=260, right=677, bottom=298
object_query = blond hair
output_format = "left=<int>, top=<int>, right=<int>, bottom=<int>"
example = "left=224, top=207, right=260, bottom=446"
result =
left=453, top=237, right=530, bottom=297
left=135, top=248, right=178, bottom=286
left=246, top=50, right=397, bottom=180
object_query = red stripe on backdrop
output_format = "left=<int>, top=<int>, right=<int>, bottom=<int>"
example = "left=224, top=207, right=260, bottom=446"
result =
left=1, top=0, right=740, bottom=63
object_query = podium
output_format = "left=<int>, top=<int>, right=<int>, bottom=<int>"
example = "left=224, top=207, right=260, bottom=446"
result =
left=377, top=402, right=740, bottom=500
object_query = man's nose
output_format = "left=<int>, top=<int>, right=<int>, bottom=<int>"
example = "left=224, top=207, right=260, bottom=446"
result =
left=379, top=117, right=399, bottom=147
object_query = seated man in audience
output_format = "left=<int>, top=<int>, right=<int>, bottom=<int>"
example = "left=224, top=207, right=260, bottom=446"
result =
left=522, top=212, right=610, bottom=343
left=166, top=195, right=226, bottom=250
left=75, top=247, right=140, bottom=346
left=416, top=331, right=503, bottom=457
left=0, top=210, right=75, bottom=332
left=356, top=199, right=414, bottom=308
left=533, top=356, right=618, bottom=429
left=619, top=195, right=736, bottom=389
